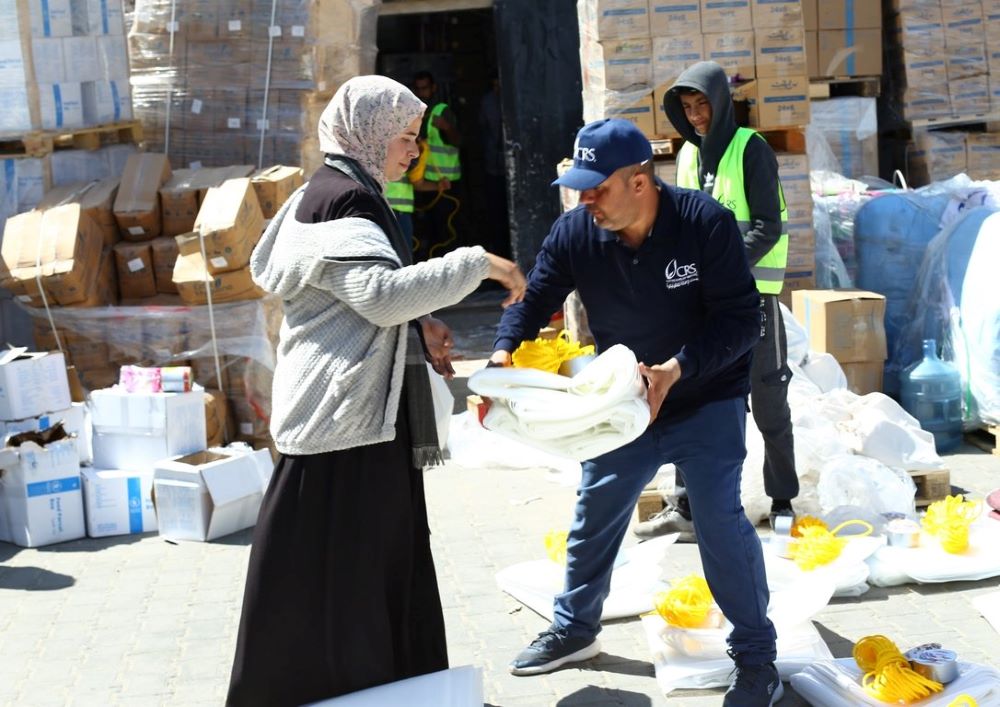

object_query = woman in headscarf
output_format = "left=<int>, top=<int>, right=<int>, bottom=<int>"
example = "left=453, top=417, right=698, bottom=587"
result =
left=226, top=75, right=526, bottom=706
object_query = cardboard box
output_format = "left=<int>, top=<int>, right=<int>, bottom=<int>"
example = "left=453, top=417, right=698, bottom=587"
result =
left=152, top=447, right=273, bottom=541
left=755, top=75, right=810, bottom=127
left=943, top=3, right=984, bottom=46
left=892, top=7, right=946, bottom=54
left=731, top=78, right=759, bottom=126
left=188, top=178, right=265, bottom=274
left=0, top=438, right=84, bottom=548
left=648, top=1, right=701, bottom=36
left=779, top=271, right=816, bottom=308
left=0, top=350, right=72, bottom=421
left=37, top=177, right=120, bottom=247
left=0, top=404, right=90, bottom=465
left=159, top=168, right=204, bottom=237
left=113, top=153, right=172, bottom=241
left=751, top=0, right=803, bottom=28
left=581, top=37, right=653, bottom=91
left=203, top=389, right=230, bottom=447
left=81, top=467, right=157, bottom=537
left=777, top=153, right=811, bottom=201
left=950, top=75, right=990, bottom=114
left=791, top=289, right=887, bottom=363
left=578, top=0, right=650, bottom=40
left=755, top=26, right=808, bottom=78
left=909, top=130, right=967, bottom=185
left=701, top=0, right=751, bottom=32
left=69, top=247, right=118, bottom=308
left=802, top=0, right=816, bottom=30
left=946, top=42, right=987, bottom=81
left=652, top=34, right=704, bottom=86
left=653, top=84, right=683, bottom=137
left=172, top=251, right=265, bottom=305
left=113, top=241, right=157, bottom=300
left=90, top=389, right=207, bottom=469
left=966, top=132, right=1000, bottom=180
left=818, top=0, right=881, bottom=29
left=841, top=360, right=884, bottom=395
left=250, top=165, right=304, bottom=219
left=703, top=31, right=756, bottom=79
left=806, top=29, right=819, bottom=78
left=150, top=236, right=180, bottom=294
left=817, top=29, right=882, bottom=76
left=654, top=159, right=678, bottom=186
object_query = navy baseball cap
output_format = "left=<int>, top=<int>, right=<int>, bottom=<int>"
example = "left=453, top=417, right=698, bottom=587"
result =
left=552, top=118, right=654, bottom=191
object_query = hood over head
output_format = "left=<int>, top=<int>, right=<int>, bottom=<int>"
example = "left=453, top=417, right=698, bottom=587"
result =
left=318, top=75, right=426, bottom=190
left=663, top=62, right=737, bottom=178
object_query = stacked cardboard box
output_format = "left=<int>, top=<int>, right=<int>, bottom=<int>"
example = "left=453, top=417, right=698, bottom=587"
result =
left=129, top=0, right=378, bottom=173
left=907, top=127, right=1000, bottom=183
left=804, top=0, right=883, bottom=78
left=792, top=289, right=888, bottom=395
left=0, top=0, right=132, bottom=134
left=777, top=152, right=816, bottom=303
left=579, top=1, right=812, bottom=140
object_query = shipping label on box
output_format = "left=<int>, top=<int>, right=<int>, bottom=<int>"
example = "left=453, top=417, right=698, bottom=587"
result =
left=250, top=165, right=303, bottom=219
left=818, top=28, right=882, bottom=76
left=791, top=289, right=887, bottom=362
left=81, top=467, right=156, bottom=537
left=0, top=438, right=83, bottom=548
left=90, top=389, right=207, bottom=469
left=943, top=3, right=984, bottom=46
left=701, top=0, right=752, bottom=32
left=578, top=0, right=650, bottom=41
left=649, top=1, right=701, bottom=36
left=113, top=153, right=172, bottom=241
left=818, top=0, right=882, bottom=29
left=751, top=0, right=803, bottom=29
left=755, top=27, right=807, bottom=77
left=704, top=31, right=756, bottom=79
left=152, top=447, right=272, bottom=542
left=755, top=75, right=810, bottom=127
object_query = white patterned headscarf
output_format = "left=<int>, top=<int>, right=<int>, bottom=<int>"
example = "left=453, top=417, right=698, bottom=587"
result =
left=318, top=75, right=426, bottom=190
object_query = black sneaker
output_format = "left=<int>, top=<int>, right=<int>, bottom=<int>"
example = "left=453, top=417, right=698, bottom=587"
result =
left=723, top=659, right=784, bottom=706
left=768, top=504, right=795, bottom=532
left=509, top=628, right=601, bottom=676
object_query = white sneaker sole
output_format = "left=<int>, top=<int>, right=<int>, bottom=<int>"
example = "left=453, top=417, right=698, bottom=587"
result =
left=508, top=639, right=602, bottom=676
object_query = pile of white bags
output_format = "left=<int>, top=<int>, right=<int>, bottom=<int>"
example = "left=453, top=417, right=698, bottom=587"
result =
left=468, top=344, right=649, bottom=461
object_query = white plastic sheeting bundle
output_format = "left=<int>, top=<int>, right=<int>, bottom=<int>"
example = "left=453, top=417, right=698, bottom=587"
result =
left=467, top=344, right=650, bottom=462
left=791, top=659, right=1000, bottom=706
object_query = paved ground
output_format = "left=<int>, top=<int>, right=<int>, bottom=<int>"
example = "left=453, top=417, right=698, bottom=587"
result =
left=1, top=293, right=998, bottom=706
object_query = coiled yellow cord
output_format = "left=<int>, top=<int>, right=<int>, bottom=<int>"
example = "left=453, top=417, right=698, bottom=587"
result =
left=853, top=635, right=944, bottom=702
left=653, top=575, right=715, bottom=628
left=791, top=514, right=827, bottom=537
left=544, top=530, right=568, bottom=564
left=787, top=519, right=874, bottom=571
left=922, top=495, right=981, bottom=554
left=512, top=330, right=595, bottom=374
left=948, top=696, right=978, bottom=707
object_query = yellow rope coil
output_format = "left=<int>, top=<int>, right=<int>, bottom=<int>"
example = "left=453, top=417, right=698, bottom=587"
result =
left=788, top=519, right=874, bottom=571
left=544, top=530, right=568, bottom=564
left=512, top=330, right=595, bottom=374
left=653, top=575, right=715, bottom=628
left=853, top=635, right=944, bottom=703
left=791, top=514, right=827, bottom=537
left=947, top=696, right=978, bottom=707
left=922, top=495, right=981, bottom=554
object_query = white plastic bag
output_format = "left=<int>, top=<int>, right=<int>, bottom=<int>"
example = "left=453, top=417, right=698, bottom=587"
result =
left=817, top=455, right=916, bottom=517
left=426, top=364, right=454, bottom=452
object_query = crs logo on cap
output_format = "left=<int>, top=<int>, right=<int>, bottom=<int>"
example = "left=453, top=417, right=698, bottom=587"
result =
left=573, top=135, right=597, bottom=163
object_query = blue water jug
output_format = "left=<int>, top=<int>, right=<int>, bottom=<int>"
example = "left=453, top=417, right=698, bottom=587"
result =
left=900, top=339, right=963, bottom=453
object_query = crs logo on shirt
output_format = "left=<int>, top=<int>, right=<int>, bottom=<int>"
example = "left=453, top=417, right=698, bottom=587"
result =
left=664, top=259, right=699, bottom=290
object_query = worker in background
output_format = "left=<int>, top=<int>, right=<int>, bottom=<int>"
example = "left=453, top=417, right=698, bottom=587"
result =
left=636, top=60, right=797, bottom=543
left=386, top=137, right=450, bottom=250
left=412, top=71, right=463, bottom=257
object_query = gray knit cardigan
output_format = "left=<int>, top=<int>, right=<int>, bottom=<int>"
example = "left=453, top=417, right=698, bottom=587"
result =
left=249, top=188, right=490, bottom=455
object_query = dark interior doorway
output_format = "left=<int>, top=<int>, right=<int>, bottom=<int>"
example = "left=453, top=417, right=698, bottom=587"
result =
left=377, top=9, right=510, bottom=260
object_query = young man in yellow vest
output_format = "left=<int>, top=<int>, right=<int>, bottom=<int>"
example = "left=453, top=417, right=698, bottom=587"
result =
left=412, top=71, right=462, bottom=256
left=636, top=60, right=797, bottom=540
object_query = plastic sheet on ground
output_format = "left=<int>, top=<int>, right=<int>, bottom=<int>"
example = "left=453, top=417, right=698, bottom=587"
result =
left=495, top=535, right=677, bottom=621
left=312, top=665, right=482, bottom=706
left=973, top=591, right=1000, bottom=637
left=762, top=534, right=886, bottom=598
left=642, top=615, right=833, bottom=694
left=866, top=517, right=1000, bottom=588
left=468, top=344, right=649, bottom=461
left=790, top=658, right=1000, bottom=706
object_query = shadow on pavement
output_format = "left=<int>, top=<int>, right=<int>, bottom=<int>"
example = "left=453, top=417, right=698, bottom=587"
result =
left=813, top=620, right=854, bottom=658
left=588, top=652, right=655, bottom=678
left=556, top=685, right=653, bottom=706
left=0, top=541, right=19, bottom=562
left=210, top=528, right=255, bottom=546
left=33, top=533, right=148, bottom=553
left=0, top=565, right=74, bottom=591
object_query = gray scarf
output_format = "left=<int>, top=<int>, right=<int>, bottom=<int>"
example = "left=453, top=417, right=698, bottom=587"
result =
left=325, top=154, right=443, bottom=468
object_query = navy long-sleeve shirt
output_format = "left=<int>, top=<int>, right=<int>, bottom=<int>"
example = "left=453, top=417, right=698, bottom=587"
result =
left=494, top=181, right=761, bottom=421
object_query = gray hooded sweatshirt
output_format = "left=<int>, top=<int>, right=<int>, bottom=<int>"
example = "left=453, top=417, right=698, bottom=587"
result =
left=663, top=61, right=784, bottom=268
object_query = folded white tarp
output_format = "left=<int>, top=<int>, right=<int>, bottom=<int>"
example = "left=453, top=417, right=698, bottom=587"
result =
left=791, top=659, right=1000, bottom=706
left=311, top=665, right=482, bottom=707
left=468, top=344, right=649, bottom=461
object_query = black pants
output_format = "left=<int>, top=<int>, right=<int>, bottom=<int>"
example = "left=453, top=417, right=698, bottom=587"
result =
left=676, top=293, right=798, bottom=503
left=226, top=408, right=448, bottom=706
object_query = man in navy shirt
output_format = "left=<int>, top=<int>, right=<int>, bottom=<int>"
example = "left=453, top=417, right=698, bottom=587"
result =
left=490, top=119, right=781, bottom=706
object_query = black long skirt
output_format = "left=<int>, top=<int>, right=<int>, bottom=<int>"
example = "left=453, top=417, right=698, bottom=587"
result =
left=226, top=404, right=448, bottom=706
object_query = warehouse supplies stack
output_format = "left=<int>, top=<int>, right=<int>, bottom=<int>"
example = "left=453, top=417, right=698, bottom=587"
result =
left=578, top=0, right=812, bottom=138
left=778, top=152, right=817, bottom=299
left=808, top=97, right=879, bottom=179
left=0, top=0, right=132, bottom=134
left=804, top=0, right=882, bottom=79
left=908, top=128, right=1000, bottom=184
left=128, top=0, right=378, bottom=173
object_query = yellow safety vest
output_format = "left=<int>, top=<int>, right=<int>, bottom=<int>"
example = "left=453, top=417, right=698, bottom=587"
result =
left=426, top=103, right=461, bottom=182
left=385, top=178, right=413, bottom=213
left=676, top=127, right=789, bottom=294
